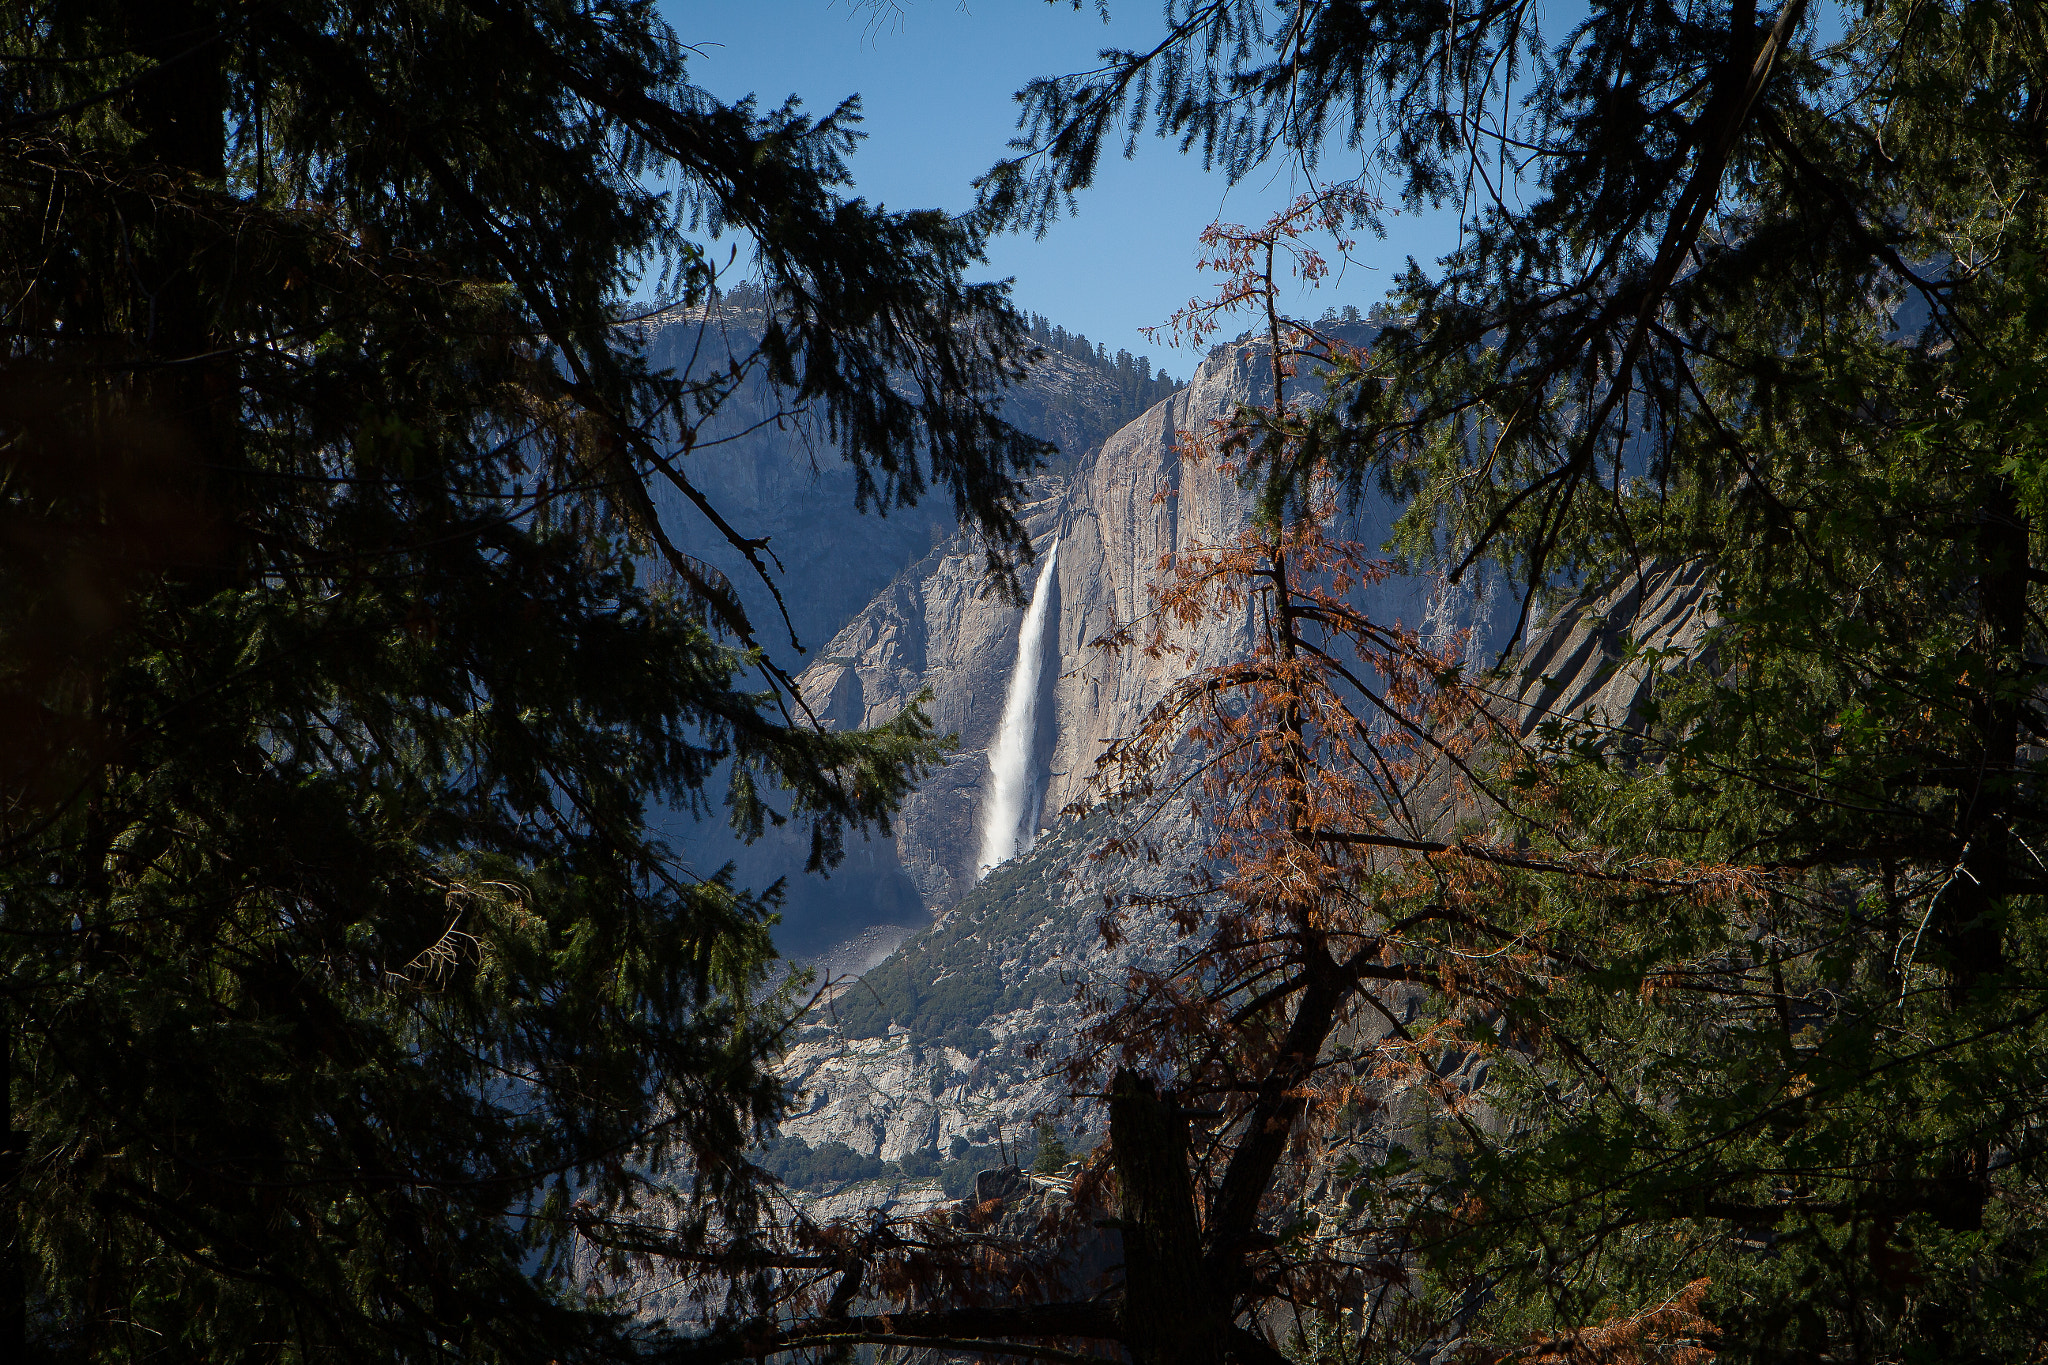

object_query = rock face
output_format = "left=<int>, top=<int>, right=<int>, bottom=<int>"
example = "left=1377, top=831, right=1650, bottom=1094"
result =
left=629, top=301, right=1151, bottom=660
left=780, top=336, right=1490, bottom=948
left=758, top=556, right=1715, bottom=1218
left=790, top=345, right=1273, bottom=922
left=1511, top=558, right=1717, bottom=738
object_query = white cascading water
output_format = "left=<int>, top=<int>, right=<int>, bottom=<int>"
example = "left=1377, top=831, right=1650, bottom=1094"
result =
left=976, top=537, right=1060, bottom=878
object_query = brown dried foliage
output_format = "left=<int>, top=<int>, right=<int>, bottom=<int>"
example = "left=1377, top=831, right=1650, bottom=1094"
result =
left=1049, top=191, right=1753, bottom=1359
left=644, top=188, right=1754, bottom=1365
left=1516, top=1279, right=1718, bottom=1365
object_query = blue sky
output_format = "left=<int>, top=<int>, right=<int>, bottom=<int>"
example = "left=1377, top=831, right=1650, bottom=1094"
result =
left=662, top=1, right=1463, bottom=377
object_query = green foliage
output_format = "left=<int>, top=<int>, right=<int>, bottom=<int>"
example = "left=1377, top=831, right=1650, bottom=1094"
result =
left=968, top=3, right=2048, bottom=1361
left=939, top=1144, right=1012, bottom=1200
left=755, top=1136, right=900, bottom=1190
left=827, top=829, right=1081, bottom=1048
left=0, top=1, right=1047, bottom=1360
left=1030, top=1122, right=1071, bottom=1175
left=754, top=1134, right=1039, bottom=1202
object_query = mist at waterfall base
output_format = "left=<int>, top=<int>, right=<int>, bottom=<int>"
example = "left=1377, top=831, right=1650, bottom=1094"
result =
left=976, top=538, right=1061, bottom=879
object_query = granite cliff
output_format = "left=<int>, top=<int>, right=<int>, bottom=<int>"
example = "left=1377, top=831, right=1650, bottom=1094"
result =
left=734, top=557, right=1713, bottom=1227
left=737, top=333, right=1487, bottom=957
left=617, top=304, right=1713, bottom=1231
left=590, top=314, right=1716, bottom=1316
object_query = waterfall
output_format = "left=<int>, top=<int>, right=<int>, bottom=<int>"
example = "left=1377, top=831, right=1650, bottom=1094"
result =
left=976, top=537, right=1060, bottom=878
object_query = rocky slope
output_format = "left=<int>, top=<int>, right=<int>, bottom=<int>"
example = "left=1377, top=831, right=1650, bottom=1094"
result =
left=735, top=556, right=1714, bottom=1235
left=752, top=334, right=1495, bottom=952
left=626, top=299, right=1158, bottom=661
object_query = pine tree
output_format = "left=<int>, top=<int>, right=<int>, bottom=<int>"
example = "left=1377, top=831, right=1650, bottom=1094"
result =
left=960, top=2, right=2048, bottom=1359
left=1030, top=1123, right=1070, bottom=1176
left=0, top=1, right=1050, bottom=1359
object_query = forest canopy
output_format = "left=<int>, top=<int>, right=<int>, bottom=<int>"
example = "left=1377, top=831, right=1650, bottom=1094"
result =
left=10, top=0, right=2048, bottom=1363
left=680, top=3, right=2048, bottom=1363
left=0, top=0, right=1048, bottom=1359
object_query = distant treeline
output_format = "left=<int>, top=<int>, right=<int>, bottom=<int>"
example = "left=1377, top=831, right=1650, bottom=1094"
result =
left=756, top=1134, right=1008, bottom=1200
left=683, top=286, right=1186, bottom=436
left=828, top=845, right=1073, bottom=1054
left=758, top=1127, right=1086, bottom=1199
left=679, top=286, right=1179, bottom=462
left=1021, top=312, right=1183, bottom=427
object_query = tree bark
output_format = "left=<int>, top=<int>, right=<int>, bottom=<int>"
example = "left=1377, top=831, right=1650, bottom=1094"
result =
left=1918, top=474, right=2030, bottom=1235
left=1205, top=956, right=1346, bottom=1252
left=0, top=1015, right=22, bottom=1360
left=1940, top=476, right=2025, bottom=1003
left=1110, top=1068, right=1225, bottom=1365
left=119, top=0, right=233, bottom=575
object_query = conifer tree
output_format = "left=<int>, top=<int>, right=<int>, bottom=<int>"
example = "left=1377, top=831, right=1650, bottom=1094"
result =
left=645, top=4, right=2048, bottom=1362
left=0, top=1, right=1050, bottom=1358
left=964, top=1, right=2048, bottom=1358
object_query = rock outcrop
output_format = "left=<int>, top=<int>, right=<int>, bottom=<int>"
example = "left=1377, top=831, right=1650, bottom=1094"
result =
left=762, top=557, right=1716, bottom=1220
left=629, top=300, right=1153, bottom=661
left=768, top=335, right=1490, bottom=952
left=1510, top=558, right=1717, bottom=738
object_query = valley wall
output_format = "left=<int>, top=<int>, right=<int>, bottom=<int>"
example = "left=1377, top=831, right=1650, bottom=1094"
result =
left=594, top=310, right=1718, bottom=1286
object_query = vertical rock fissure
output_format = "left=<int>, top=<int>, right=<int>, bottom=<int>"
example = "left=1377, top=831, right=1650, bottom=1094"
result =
left=977, top=537, right=1060, bottom=877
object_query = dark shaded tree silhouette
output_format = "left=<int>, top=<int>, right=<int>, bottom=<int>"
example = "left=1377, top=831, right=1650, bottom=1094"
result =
left=964, top=3, right=2048, bottom=1359
left=0, top=1, right=1051, bottom=1358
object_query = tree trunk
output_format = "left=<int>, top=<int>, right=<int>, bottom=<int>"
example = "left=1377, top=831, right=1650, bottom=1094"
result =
left=1110, top=1069, right=1224, bottom=1365
left=1921, top=473, right=2029, bottom=1235
left=1940, top=475, right=2025, bottom=1001
left=0, top=1016, right=21, bottom=1359
left=119, top=0, right=233, bottom=567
